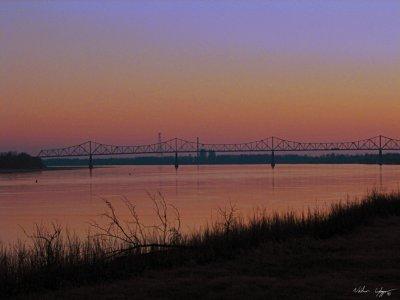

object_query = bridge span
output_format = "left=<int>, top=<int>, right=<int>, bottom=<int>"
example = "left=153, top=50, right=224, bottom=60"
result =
left=37, top=135, right=400, bottom=169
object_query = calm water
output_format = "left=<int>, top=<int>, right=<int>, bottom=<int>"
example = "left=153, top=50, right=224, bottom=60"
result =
left=1, top=164, right=400, bottom=244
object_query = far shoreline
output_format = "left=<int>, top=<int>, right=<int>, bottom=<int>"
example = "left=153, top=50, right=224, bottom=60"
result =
left=0, top=166, right=99, bottom=174
left=2, top=162, right=400, bottom=174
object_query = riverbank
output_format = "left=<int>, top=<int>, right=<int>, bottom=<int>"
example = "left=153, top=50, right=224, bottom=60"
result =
left=2, top=191, right=400, bottom=298
left=43, top=152, right=400, bottom=167
left=0, top=168, right=43, bottom=174
left=0, top=152, right=44, bottom=171
left=0, top=166, right=96, bottom=173
left=40, top=216, right=400, bottom=299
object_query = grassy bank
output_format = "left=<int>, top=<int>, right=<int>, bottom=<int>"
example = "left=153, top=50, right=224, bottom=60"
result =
left=43, top=215, right=400, bottom=299
left=1, top=191, right=400, bottom=297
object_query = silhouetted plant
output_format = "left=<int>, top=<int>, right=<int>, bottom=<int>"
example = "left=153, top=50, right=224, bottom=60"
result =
left=216, top=203, right=238, bottom=233
left=88, top=192, right=183, bottom=258
left=1, top=190, right=400, bottom=296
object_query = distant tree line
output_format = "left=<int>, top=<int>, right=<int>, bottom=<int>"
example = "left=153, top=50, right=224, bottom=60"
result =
left=43, top=152, right=400, bottom=166
left=0, top=152, right=44, bottom=169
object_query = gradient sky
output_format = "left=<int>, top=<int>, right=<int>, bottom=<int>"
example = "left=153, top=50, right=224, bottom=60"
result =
left=1, top=0, right=399, bottom=153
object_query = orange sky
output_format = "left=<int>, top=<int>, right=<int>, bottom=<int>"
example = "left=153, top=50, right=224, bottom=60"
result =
left=1, top=1, right=399, bottom=153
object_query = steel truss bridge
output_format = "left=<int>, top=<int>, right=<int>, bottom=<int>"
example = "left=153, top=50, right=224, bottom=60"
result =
left=38, top=135, right=400, bottom=169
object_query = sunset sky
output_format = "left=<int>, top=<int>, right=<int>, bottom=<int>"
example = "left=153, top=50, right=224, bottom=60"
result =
left=1, top=0, right=399, bottom=154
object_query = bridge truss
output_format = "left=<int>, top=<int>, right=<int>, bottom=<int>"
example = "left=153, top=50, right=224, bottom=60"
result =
left=38, top=135, right=400, bottom=168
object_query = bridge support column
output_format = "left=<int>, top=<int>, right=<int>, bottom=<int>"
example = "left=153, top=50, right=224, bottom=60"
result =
left=378, top=135, right=383, bottom=166
left=378, top=149, right=383, bottom=166
left=89, top=154, right=93, bottom=169
left=174, top=151, right=179, bottom=169
left=88, top=141, right=93, bottom=169
left=271, top=150, right=276, bottom=169
left=196, top=137, right=199, bottom=165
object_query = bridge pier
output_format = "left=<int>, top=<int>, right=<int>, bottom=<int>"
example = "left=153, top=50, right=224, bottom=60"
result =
left=196, top=137, right=200, bottom=165
left=378, top=148, right=383, bottom=166
left=174, top=151, right=179, bottom=169
left=271, top=150, right=276, bottom=169
left=270, top=136, right=276, bottom=169
left=378, top=135, right=383, bottom=166
left=89, top=154, right=93, bottom=169
left=88, top=141, right=93, bottom=169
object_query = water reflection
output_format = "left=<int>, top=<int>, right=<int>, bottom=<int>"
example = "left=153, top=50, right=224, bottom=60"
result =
left=175, top=171, right=178, bottom=196
left=271, top=169, right=275, bottom=190
left=89, top=174, right=93, bottom=202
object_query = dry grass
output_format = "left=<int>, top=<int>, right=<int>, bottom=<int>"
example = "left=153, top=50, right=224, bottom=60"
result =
left=1, top=190, right=400, bottom=297
left=42, top=216, right=400, bottom=299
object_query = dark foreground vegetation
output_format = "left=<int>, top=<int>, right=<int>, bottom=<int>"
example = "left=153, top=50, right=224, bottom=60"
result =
left=0, top=152, right=43, bottom=170
left=45, top=215, right=400, bottom=299
left=1, top=191, right=400, bottom=298
left=44, top=152, right=400, bottom=166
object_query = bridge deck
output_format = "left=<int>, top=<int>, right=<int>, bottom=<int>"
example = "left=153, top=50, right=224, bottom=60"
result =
left=38, top=135, right=400, bottom=158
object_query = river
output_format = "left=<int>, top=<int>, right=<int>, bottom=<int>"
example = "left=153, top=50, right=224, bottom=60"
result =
left=1, top=164, right=399, bottom=243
